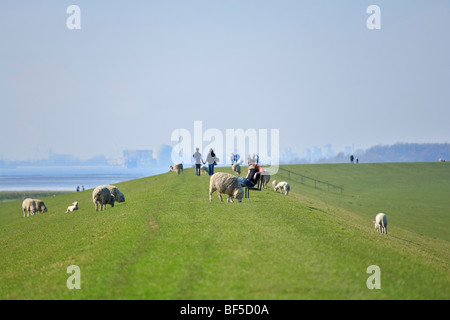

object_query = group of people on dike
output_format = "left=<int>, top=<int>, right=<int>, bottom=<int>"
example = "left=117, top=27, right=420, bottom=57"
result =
left=189, top=149, right=264, bottom=188
left=192, top=148, right=219, bottom=176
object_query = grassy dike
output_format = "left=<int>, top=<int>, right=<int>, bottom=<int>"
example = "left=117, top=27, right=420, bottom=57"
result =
left=0, top=163, right=449, bottom=299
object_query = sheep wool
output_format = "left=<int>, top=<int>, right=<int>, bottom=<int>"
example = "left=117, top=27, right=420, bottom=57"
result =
left=33, top=199, right=48, bottom=213
left=261, top=173, right=271, bottom=189
left=93, top=186, right=115, bottom=211
left=273, top=181, right=290, bottom=195
left=173, top=163, right=184, bottom=175
left=105, top=185, right=125, bottom=203
left=209, top=172, right=244, bottom=203
left=66, top=201, right=79, bottom=213
left=374, top=213, right=388, bottom=234
left=232, top=163, right=241, bottom=175
left=22, top=198, right=37, bottom=217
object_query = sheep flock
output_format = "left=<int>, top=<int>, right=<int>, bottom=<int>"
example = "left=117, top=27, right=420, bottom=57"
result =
left=17, top=162, right=390, bottom=235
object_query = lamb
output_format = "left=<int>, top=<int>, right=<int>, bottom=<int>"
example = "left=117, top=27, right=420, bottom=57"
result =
left=201, top=165, right=209, bottom=175
left=232, top=163, right=241, bottom=175
left=22, top=198, right=37, bottom=217
left=374, top=213, right=388, bottom=234
left=33, top=199, right=48, bottom=213
left=173, top=162, right=183, bottom=174
left=209, top=172, right=244, bottom=203
left=92, top=185, right=115, bottom=211
left=272, top=180, right=290, bottom=195
left=66, top=201, right=79, bottom=213
left=105, top=185, right=125, bottom=203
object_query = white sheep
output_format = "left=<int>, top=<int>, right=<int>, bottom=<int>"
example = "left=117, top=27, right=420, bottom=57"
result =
left=93, top=186, right=115, bottom=211
left=201, top=165, right=209, bottom=175
left=173, top=162, right=184, bottom=174
left=22, top=198, right=37, bottom=217
left=438, top=158, right=446, bottom=162
left=105, top=185, right=125, bottom=203
left=374, top=213, right=388, bottom=234
left=209, top=172, right=244, bottom=203
left=272, top=180, right=290, bottom=195
left=66, top=201, right=79, bottom=213
left=33, top=199, right=48, bottom=213
left=232, top=163, right=241, bottom=175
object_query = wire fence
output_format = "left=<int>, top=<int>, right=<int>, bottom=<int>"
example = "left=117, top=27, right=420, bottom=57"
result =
left=277, top=167, right=344, bottom=195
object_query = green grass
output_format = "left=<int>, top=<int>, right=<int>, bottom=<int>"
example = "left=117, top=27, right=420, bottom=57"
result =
left=0, top=163, right=449, bottom=299
left=276, top=162, right=450, bottom=241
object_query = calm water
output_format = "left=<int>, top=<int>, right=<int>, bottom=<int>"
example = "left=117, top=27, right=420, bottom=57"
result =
left=0, top=166, right=166, bottom=191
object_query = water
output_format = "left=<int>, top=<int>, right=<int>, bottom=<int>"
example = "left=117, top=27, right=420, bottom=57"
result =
left=0, top=166, right=167, bottom=191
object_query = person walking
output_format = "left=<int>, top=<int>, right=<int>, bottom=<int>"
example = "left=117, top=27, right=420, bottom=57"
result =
left=205, top=148, right=219, bottom=176
left=193, top=147, right=204, bottom=176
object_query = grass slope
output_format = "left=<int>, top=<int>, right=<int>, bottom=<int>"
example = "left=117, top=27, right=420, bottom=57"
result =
left=276, top=162, right=450, bottom=241
left=0, top=163, right=449, bottom=299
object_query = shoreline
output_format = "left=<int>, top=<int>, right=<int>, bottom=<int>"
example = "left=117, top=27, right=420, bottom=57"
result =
left=0, top=190, right=73, bottom=203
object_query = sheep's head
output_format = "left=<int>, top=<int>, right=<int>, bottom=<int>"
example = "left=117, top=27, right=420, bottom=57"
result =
left=234, top=186, right=244, bottom=203
left=373, top=221, right=380, bottom=231
left=117, top=193, right=125, bottom=203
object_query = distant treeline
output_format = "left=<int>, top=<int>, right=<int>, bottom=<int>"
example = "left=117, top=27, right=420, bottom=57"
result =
left=288, top=143, right=450, bottom=164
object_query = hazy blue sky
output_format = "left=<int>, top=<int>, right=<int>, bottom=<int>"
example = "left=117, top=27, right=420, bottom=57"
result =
left=1, top=0, right=449, bottom=161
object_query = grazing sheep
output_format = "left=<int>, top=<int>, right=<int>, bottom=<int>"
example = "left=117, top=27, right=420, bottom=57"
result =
left=438, top=158, right=446, bottom=162
left=66, top=201, right=79, bottom=213
left=272, top=180, right=290, bottom=195
left=201, top=165, right=209, bottom=175
left=173, top=162, right=183, bottom=174
left=105, top=185, right=125, bottom=203
left=209, top=172, right=244, bottom=203
left=22, top=198, right=37, bottom=217
left=260, top=173, right=271, bottom=189
left=92, top=186, right=115, bottom=211
left=232, top=163, right=241, bottom=175
left=33, top=199, right=48, bottom=213
left=374, top=213, right=388, bottom=234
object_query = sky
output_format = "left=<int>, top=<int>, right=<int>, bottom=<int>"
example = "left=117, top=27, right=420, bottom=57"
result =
left=1, top=0, right=449, bottom=162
